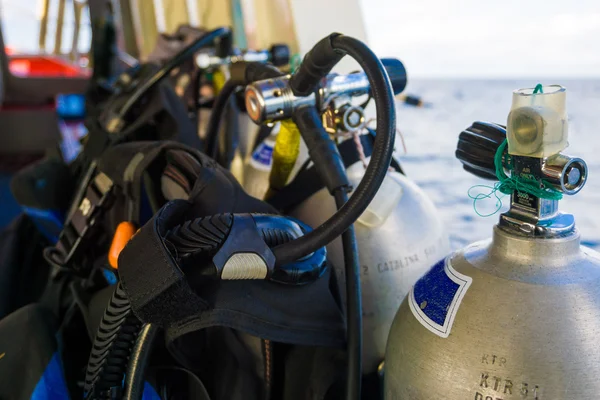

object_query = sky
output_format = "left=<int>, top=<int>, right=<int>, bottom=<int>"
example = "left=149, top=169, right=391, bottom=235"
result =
left=0, top=0, right=91, bottom=54
left=1, top=0, right=599, bottom=78
left=360, top=0, right=600, bottom=78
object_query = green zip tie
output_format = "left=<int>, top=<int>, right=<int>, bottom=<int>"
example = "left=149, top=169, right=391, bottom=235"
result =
left=290, top=53, right=302, bottom=74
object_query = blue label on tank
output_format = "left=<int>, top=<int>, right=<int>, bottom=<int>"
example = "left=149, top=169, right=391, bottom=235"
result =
left=408, top=258, right=472, bottom=338
left=251, top=142, right=274, bottom=167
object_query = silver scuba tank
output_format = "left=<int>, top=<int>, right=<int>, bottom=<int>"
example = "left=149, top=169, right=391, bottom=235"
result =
left=384, top=85, right=599, bottom=399
left=242, top=123, right=280, bottom=199
left=291, top=153, right=449, bottom=374
left=242, top=122, right=310, bottom=200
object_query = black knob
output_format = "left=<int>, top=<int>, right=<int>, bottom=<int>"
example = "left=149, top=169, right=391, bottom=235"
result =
left=456, top=121, right=506, bottom=180
left=381, top=58, right=407, bottom=95
left=269, top=44, right=291, bottom=67
left=215, top=31, right=234, bottom=58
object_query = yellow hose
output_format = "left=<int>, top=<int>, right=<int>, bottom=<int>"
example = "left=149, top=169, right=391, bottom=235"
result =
left=212, top=70, right=227, bottom=95
left=265, top=121, right=301, bottom=199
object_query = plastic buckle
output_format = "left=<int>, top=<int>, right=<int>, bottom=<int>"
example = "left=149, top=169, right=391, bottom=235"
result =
left=55, top=171, right=114, bottom=266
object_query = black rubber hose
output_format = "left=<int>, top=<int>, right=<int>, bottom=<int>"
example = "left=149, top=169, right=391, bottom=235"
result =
left=272, top=35, right=396, bottom=266
left=217, top=97, right=240, bottom=169
left=192, top=68, right=206, bottom=111
left=84, top=283, right=141, bottom=399
left=204, top=79, right=244, bottom=158
left=334, top=189, right=362, bottom=400
left=123, top=324, right=159, bottom=400
left=117, top=27, right=231, bottom=121
left=205, top=62, right=285, bottom=160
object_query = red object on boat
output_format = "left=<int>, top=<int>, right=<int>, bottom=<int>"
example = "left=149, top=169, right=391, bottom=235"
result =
left=7, top=53, right=90, bottom=78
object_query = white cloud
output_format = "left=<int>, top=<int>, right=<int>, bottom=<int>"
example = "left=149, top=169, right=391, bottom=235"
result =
left=361, top=0, right=600, bottom=77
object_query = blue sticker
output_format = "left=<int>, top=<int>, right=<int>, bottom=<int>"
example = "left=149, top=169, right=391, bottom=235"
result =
left=408, top=258, right=472, bottom=338
left=251, top=141, right=274, bottom=170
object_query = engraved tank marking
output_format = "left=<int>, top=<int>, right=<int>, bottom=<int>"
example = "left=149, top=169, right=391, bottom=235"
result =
left=478, top=373, right=540, bottom=399
left=363, top=241, right=445, bottom=277
left=481, top=354, right=507, bottom=367
left=424, top=244, right=438, bottom=258
left=493, top=377, right=503, bottom=391
left=474, top=393, right=503, bottom=400
left=376, top=253, right=420, bottom=273
left=504, top=380, right=513, bottom=394
left=480, top=373, right=489, bottom=388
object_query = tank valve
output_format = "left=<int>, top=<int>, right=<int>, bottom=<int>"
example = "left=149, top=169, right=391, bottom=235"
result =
left=244, top=58, right=407, bottom=124
left=457, top=85, right=588, bottom=237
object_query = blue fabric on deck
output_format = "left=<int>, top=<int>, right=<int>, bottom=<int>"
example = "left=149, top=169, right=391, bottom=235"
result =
left=142, top=382, right=161, bottom=400
left=30, top=353, right=69, bottom=400
left=0, top=174, right=20, bottom=229
left=30, top=352, right=161, bottom=400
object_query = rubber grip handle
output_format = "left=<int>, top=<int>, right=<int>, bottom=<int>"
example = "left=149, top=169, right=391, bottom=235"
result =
left=292, top=105, right=349, bottom=193
left=381, top=58, right=407, bottom=95
left=289, top=33, right=345, bottom=97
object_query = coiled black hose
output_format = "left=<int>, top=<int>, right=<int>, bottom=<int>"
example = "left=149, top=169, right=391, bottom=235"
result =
left=272, top=35, right=396, bottom=265
left=204, top=79, right=244, bottom=159
left=203, top=62, right=285, bottom=161
left=84, top=283, right=141, bottom=399
left=201, top=36, right=395, bottom=267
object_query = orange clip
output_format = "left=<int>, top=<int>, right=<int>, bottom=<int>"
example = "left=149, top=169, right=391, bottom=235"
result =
left=108, top=221, right=137, bottom=269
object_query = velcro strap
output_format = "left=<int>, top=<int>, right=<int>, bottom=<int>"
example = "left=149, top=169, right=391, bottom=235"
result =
left=118, top=200, right=209, bottom=326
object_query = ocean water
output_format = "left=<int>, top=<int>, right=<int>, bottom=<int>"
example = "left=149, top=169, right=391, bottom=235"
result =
left=396, top=79, right=600, bottom=250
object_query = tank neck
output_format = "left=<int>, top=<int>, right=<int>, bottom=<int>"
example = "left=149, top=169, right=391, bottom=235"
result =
left=490, top=224, right=581, bottom=264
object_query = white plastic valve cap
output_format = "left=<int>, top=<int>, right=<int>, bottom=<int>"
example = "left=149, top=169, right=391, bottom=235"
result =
left=358, top=174, right=403, bottom=227
left=507, top=85, right=568, bottom=158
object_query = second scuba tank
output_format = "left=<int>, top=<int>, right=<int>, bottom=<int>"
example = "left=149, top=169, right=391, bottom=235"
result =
left=242, top=123, right=309, bottom=200
left=243, top=123, right=279, bottom=199
left=290, top=148, right=449, bottom=373
left=385, top=85, right=599, bottom=399
left=242, top=127, right=449, bottom=374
